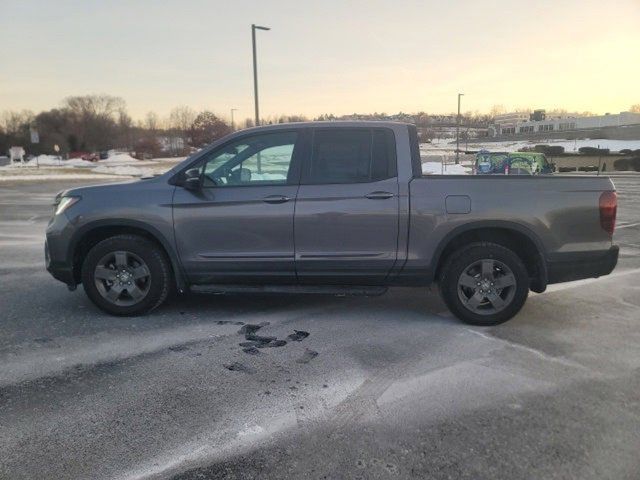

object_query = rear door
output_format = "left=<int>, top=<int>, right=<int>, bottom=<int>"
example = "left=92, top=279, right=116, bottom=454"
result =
left=294, top=127, right=400, bottom=284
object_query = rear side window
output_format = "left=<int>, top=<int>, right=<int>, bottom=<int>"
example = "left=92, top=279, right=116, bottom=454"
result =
left=306, top=128, right=396, bottom=184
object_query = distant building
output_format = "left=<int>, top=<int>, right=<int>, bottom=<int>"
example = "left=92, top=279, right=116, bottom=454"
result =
left=489, top=111, right=640, bottom=137
left=494, top=112, right=530, bottom=125
left=490, top=112, right=530, bottom=136
left=530, top=109, right=546, bottom=122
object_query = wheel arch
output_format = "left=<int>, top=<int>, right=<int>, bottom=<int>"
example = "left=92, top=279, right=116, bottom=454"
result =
left=433, top=221, right=548, bottom=293
left=69, top=219, right=187, bottom=291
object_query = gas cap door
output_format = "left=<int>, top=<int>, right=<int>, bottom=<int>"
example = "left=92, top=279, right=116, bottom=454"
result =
left=446, top=195, right=471, bottom=214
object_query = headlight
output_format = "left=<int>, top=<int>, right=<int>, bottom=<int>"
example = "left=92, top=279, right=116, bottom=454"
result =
left=55, top=196, right=81, bottom=216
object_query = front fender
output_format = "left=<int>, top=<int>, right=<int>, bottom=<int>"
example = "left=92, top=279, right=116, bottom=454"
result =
left=68, top=219, right=187, bottom=291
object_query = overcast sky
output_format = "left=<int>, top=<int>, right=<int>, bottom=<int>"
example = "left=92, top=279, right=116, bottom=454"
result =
left=1, top=0, right=639, bottom=121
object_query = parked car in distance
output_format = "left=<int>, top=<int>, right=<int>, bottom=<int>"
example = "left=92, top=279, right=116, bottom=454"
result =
left=475, top=151, right=555, bottom=175
left=69, top=151, right=99, bottom=162
left=46, top=122, right=618, bottom=325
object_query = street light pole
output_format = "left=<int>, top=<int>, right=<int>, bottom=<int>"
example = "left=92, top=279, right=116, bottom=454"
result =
left=456, top=93, right=464, bottom=164
left=252, top=24, right=270, bottom=127
left=230, top=108, right=237, bottom=131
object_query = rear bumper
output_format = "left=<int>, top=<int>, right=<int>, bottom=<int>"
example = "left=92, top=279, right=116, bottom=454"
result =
left=546, top=245, right=619, bottom=284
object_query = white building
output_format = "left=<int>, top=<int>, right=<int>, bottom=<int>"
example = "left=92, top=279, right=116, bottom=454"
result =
left=490, top=112, right=530, bottom=136
left=494, top=112, right=530, bottom=125
left=491, top=111, right=640, bottom=137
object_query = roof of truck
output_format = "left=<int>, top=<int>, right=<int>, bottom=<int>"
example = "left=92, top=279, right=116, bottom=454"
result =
left=239, top=120, right=412, bottom=133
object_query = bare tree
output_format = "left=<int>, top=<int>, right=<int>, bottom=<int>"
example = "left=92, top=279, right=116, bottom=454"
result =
left=1, top=110, right=35, bottom=135
left=62, top=95, right=125, bottom=151
left=630, top=104, right=640, bottom=114
left=168, top=106, right=196, bottom=153
left=63, top=94, right=125, bottom=120
left=144, top=111, right=159, bottom=133
left=169, top=106, right=196, bottom=133
left=489, top=105, right=506, bottom=117
left=117, top=109, right=134, bottom=150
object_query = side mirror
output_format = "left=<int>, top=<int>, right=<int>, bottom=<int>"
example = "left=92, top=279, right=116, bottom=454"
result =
left=183, top=168, right=202, bottom=190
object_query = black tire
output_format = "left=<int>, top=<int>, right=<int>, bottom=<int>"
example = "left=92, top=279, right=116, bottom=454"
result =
left=439, top=242, right=529, bottom=326
left=81, top=234, right=172, bottom=316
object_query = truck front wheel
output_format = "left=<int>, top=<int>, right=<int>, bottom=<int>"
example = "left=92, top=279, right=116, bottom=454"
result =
left=81, top=234, right=172, bottom=316
left=439, top=242, right=529, bottom=326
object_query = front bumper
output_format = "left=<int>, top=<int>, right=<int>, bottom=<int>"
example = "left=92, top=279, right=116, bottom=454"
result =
left=546, top=245, right=619, bottom=284
left=45, top=212, right=77, bottom=286
left=45, top=239, right=75, bottom=285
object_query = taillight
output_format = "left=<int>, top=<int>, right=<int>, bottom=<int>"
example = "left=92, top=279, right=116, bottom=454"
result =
left=599, top=191, right=617, bottom=235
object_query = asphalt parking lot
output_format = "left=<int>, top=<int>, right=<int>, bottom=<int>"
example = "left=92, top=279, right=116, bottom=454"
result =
left=1, top=176, right=640, bottom=480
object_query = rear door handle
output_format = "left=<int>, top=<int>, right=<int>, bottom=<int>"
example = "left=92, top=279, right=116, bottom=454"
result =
left=262, top=195, right=291, bottom=204
left=365, top=191, right=394, bottom=200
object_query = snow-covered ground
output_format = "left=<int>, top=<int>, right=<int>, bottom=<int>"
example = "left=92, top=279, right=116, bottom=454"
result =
left=422, top=161, right=469, bottom=175
left=0, top=154, right=185, bottom=181
left=424, top=138, right=640, bottom=154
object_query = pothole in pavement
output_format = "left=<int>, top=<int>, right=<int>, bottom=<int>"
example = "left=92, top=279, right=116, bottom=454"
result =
left=296, top=348, right=319, bottom=364
left=221, top=323, right=318, bottom=373
left=287, top=330, right=310, bottom=342
left=223, top=362, right=256, bottom=374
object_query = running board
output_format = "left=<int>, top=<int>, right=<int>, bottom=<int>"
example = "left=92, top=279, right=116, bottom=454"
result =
left=190, top=284, right=388, bottom=296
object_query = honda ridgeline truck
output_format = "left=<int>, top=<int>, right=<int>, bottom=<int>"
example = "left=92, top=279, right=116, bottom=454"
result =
left=46, top=122, right=619, bottom=325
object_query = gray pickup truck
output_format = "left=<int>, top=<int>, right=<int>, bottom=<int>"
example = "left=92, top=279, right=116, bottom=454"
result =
left=45, top=122, right=619, bottom=325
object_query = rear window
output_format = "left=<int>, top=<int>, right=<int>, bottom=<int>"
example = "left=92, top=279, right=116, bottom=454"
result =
left=306, top=128, right=396, bottom=184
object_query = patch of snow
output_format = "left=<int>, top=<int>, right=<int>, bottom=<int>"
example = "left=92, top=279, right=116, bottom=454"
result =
left=7, top=155, right=95, bottom=168
left=0, top=173, right=124, bottom=182
left=0, top=154, right=183, bottom=180
left=152, top=157, right=187, bottom=163
left=97, top=153, right=143, bottom=165
left=93, top=165, right=153, bottom=177
left=236, top=424, right=265, bottom=438
left=422, top=161, right=470, bottom=175
left=250, top=172, right=287, bottom=181
left=422, top=138, right=640, bottom=154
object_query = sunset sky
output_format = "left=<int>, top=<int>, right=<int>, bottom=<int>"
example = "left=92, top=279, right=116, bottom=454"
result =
left=2, top=0, right=639, bottom=121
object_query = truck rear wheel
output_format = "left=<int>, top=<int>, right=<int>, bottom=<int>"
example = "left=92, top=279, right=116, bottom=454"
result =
left=439, top=242, right=529, bottom=326
left=81, top=234, right=171, bottom=316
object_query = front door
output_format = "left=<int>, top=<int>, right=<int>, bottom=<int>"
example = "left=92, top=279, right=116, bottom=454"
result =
left=294, top=127, right=400, bottom=284
left=172, top=130, right=303, bottom=284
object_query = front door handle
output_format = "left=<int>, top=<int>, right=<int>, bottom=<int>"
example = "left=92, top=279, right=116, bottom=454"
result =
left=365, top=191, right=394, bottom=200
left=262, top=195, right=291, bottom=204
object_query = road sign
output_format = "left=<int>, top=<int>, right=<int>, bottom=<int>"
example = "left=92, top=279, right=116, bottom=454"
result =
left=9, top=146, right=25, bottom=164
left=30, top=127, right=39, bottom=144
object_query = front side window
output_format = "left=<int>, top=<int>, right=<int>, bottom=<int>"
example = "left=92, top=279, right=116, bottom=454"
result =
left=201, top=131, right=298, bottom=187
left=306, top=128, right=396, bottom=184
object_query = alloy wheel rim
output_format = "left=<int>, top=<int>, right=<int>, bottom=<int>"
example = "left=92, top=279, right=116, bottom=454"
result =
left=457, top=258, right=516, bottom=315
left=94, top=251, right=151, bottom=306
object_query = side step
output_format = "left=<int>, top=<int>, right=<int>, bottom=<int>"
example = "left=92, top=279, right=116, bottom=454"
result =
left=190, top=284, right=388, bottom=297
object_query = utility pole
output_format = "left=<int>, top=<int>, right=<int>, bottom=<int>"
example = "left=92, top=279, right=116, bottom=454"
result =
left=230, top=108, right=237, bottom=131
left=252, top=24, right=270, bottom=127
left=456, top=93, right=464, bottom=164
